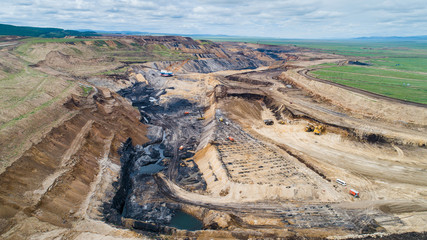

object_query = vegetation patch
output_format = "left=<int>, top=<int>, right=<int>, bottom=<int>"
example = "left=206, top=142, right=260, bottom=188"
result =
left=0, top=23, right=98, bottom=38
left=80, top=85, right=93, bottom=96
left=0, top=81, right=75, bottom=130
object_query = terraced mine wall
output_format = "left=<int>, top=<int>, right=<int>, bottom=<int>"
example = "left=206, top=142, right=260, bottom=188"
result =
left=0, top=88, right=149, bottom=235
left=151, top=57, right=263, bottom=74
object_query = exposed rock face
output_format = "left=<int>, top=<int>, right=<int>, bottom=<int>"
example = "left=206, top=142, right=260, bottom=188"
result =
left=106, top=139, right=180, bottom=227
left=102, top=79, right=209, bottom=233
left=152, top=57, right=263, bottom=74
left=146, top=125, right=164, bottom=143
left=202, top=210, right=232, bottom=229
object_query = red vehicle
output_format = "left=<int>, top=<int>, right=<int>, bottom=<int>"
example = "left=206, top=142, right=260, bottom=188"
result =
left=349, top=189, right=359, bottom=198
left=227, top=137, right=235, bottom=142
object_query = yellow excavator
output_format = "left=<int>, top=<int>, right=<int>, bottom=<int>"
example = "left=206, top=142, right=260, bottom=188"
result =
left=305, top=124, right=325, bottom=135
left=313, top=125, right=324, bottom=135
left=197, top=110, right=205, bottom=120
left=305, top=124, right=315, bottom=132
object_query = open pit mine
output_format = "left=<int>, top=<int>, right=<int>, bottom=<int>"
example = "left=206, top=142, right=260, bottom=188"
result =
left=0, top=36, right=427, bottom=239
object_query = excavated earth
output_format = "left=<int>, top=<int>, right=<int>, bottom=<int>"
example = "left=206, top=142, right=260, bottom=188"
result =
left=0, top=36, right=426, bottom=239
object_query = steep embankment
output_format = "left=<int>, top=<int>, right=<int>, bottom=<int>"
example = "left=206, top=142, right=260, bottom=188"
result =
left=0, top=88, right=149, bottom=239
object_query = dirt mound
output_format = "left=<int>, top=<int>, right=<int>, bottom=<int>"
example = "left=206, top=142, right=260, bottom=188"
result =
left=37, top=50, right=116, bottom=74
left=44, top=50, right=86, bottom=66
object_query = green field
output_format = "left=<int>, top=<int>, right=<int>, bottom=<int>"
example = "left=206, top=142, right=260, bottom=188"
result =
left=310, top=66, right=427, bottom=104
left=194, top=35, right=427, bottom=104
left=310, top=67, right=427, bottom=104
left=299, top=41, right=427, bottom=104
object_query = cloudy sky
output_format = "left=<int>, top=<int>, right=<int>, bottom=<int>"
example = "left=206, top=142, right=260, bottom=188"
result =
left=2, top=0, right=427, bottom=38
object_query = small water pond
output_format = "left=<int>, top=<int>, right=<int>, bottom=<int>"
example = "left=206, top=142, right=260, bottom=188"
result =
left=168, top=210, right=203, bottom=231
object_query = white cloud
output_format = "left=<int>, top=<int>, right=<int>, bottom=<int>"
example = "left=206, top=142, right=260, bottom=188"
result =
left=0, top=0, right=427, bottom=38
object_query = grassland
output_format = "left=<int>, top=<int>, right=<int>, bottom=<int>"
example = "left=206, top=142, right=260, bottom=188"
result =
left=0, top=63, right=75, bottom=128
left=303, top=42, right=427, bottom=104
left=310, top=66, right=427, bottom=104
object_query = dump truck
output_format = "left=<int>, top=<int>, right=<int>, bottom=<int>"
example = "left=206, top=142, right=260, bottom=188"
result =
left=349, top=189, right=359, bottom=198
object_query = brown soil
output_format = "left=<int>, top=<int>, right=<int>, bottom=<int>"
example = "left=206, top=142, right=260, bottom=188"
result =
left=0, top=88, right=148, bottom=238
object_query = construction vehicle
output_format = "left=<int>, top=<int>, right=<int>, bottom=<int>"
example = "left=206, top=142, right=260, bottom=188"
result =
left=314, top=125, right=325, bottom=135
left=336, top=179, right=346, bottom=186
left=171, top=58, right=190, bottom=73
left=305, top=124, right=325, bottom=135
left=160, top=59, right=190, bottom=77
left=227, top=136, right=235, bottom=142
left=219, top=117, right=224, bottom=122
left=305, top=124, right=315, bottom=132
left=264, top=119, right=274, bottom=125
left=197, top=110, right=205, bottom=120
left=278, top=120, right=285, bottom=125
left=160, top=69, right=173, bottom=77
left=349, top=189, right=359, bottom=198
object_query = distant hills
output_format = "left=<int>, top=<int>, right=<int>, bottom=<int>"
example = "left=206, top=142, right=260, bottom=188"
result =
left=1, top=23, right=427, bottom=41
left=354, top=35, right=427, bottom=41
left=93, top=30, right=230, bottom=38
left=0, top=23, right=99, bottom=38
